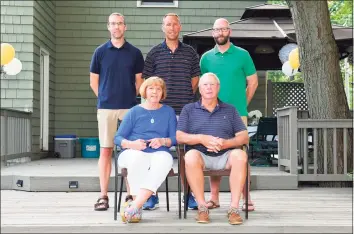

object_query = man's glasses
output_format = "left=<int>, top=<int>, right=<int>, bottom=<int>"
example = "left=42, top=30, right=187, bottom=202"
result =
left=212, top=27, right=230, bottom=33
left=108, top=22, right=125, bottom=27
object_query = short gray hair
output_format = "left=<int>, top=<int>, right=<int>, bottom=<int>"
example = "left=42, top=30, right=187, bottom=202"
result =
left=108, top=12, right=125, bottom=24
left=198, top=72, right=220, bottom=87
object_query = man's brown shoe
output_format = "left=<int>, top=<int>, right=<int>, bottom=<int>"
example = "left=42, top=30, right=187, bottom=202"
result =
left=227, top=207, right=243, bottom=225
left=195, top=205, right=210, bottom=223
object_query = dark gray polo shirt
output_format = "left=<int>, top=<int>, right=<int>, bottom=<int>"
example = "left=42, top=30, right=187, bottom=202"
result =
left=177, top=100, right=246, bottom=156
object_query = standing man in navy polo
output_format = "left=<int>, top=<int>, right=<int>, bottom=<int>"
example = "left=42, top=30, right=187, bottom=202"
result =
left=90, top=13, right=144, bottom=211
left=141, top=13, right=201, bottom=210
left=176, top=72, right=249, bottom=225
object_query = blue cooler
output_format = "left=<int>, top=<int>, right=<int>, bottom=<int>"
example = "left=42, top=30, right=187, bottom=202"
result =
left=79, top=137, right=100, bottom=158
left=54, top=135, right=77, bottom=158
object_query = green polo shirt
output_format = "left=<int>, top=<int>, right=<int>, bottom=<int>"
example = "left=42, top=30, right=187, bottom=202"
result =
left=200, top=43, right=256, bottom=116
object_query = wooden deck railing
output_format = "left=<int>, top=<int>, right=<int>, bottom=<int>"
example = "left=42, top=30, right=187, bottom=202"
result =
left=277, top=106, right=353, bottom=182
left=1, top=108, right=32, bottom=165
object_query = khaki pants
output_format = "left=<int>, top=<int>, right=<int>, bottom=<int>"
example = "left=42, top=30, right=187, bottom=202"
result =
left=97, top=109, right=129, bottom=148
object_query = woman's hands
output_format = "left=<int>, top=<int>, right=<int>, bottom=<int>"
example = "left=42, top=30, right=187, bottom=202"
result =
left=147, top=138, right=165, bottom=149
left=129, top=139, right=147, bottom=151
left=127, top=138, right=167, bottom=150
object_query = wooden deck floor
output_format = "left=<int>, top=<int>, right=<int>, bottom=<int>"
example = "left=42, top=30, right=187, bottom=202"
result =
left=1, top=188, right=352, bottom=233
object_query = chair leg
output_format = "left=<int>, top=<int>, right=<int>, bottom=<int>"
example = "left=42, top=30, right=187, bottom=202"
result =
left=178, top=160, right=182, bottom=219
left=114, top=153, right=118, bottom=221
left=165, top=177, right=170, bottom=212
left=118, top=175, right=124, bottom=213
left=245, top=159, right=249, bottom=220
left=183, top=172, right=188, bottom=219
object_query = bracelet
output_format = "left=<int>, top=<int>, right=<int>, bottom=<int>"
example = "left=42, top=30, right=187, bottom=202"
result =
left=163, top=138, right=167, bottom=146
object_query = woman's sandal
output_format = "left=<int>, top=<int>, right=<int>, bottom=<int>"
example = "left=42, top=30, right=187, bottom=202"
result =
left=121, top=203, right=142, bottom=223
left=94, top=195, right=109, bottom=211
left=206, top=200, right=220, bottom=209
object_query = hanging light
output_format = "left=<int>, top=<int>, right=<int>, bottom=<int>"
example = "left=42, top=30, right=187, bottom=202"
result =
left=254, top=44, right=275, bottom=54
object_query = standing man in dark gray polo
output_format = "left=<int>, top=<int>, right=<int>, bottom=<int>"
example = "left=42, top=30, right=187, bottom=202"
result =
left=141, top=13, right=200, bottom=210
left=90, top=12, right=144, bottom=211
left=176, top=72, right=249, bottom=225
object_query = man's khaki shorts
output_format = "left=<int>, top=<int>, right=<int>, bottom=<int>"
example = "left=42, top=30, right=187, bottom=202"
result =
left=97, top=109, right=129, bottom=148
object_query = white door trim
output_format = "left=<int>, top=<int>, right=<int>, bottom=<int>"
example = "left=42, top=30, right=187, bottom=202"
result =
left=40, top=48, right=50, bottom=151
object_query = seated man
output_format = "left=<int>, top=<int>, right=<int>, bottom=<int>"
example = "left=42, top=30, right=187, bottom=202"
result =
left=114, top=77, right=177, bottom=223
left=176, top=72, right=249, bottom=225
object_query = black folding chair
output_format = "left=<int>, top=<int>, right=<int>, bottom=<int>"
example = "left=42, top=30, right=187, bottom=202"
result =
left=113, top=146, right=182, bottom=220
left=176, top=144, right=250, bottom=220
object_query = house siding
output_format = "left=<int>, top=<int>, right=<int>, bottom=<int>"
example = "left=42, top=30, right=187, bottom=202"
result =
left=1, top=1, right=34, bottom=111
left=0, top=1, right=36, bottom=154
left=54, top=0, right=265, bottom=142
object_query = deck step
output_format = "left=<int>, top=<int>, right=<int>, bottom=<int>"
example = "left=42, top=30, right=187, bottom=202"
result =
left=1, top=158, right=298, bottom=191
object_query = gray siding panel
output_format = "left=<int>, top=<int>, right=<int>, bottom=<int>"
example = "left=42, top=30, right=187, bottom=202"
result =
left=0, top=1, right=35, bottom=152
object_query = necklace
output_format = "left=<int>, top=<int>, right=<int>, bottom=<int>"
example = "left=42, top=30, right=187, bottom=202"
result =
left=147, top=111, right=155, bottom=124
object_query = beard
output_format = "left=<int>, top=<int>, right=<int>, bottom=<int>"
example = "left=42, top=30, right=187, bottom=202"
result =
left=214, top=35, right=229, bottom=45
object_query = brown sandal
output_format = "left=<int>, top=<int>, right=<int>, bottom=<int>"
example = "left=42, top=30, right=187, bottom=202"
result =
left=94, top=195, right=109, bottom=211
left=242, top=202, right=255, bottom=212
left=206, top=200, right=220, bottom=209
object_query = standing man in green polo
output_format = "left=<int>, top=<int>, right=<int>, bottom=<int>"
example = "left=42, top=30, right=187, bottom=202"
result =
left=200, top=18, right=258, bottom=212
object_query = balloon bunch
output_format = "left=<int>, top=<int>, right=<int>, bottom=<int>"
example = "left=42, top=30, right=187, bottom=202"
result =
left=1, top=43, right=22, bottom=76
left=279, top=44, right=300, bottom=77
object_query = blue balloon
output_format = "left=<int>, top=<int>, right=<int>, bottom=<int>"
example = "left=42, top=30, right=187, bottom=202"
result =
left=279, top=43, right=298, bottom=64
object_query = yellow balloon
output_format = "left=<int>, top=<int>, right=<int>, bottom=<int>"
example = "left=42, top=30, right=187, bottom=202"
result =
left=288, top=48, right=300, bottom=69
left=1, top=43, right=15, bottom=66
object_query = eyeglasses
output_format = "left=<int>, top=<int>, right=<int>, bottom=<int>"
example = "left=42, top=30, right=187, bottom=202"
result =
left=212, top=27, right=230, bottom=33
left=108, top=22, right=125, bottom=27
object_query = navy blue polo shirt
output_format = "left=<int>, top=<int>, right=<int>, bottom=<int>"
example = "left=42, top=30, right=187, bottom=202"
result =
left=142, top=40, right=200, bottom=114
left=177, top=100, right=246, bottom=156
left=90, top=40, right=144, bottom=109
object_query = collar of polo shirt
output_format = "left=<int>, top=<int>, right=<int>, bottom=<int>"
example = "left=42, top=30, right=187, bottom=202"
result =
left=161, top=40, right=183, bottom=50
left=214, top=42, right=237, bottom=55
left=195, top=99, right=227, bottom=110
left=106, top=39, right=128, bottom=49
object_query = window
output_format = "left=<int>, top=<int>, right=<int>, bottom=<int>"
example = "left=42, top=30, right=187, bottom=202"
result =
left=137, top=0, right=178, bottom=8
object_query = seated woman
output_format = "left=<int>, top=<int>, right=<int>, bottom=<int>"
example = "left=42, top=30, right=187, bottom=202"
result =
left=114, top=76, right=177, bottom=223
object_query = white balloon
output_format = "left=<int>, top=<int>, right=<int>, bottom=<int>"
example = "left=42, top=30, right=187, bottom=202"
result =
left=282, top=61, right=298, bottom=77
left=3, top=58, right=22, bottom=75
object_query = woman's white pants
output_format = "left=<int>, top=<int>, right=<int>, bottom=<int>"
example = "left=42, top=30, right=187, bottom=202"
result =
left=118, top=149, right=173, bottom=196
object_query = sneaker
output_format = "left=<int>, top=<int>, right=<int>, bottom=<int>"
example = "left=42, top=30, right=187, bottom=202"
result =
left=195, top=205, right=209, bottom=223
left=187, top=194, right=198, bottom=210
left=142, top=195, right=159, bottom=210
left=227, top=207, right=243, bottom=225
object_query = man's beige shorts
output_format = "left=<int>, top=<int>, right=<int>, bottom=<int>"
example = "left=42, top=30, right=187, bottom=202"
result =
left=97, top=109, right=129, bottom=148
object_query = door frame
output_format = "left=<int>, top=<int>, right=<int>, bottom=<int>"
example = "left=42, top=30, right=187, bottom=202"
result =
left=40, top=48, right=50, bottom=151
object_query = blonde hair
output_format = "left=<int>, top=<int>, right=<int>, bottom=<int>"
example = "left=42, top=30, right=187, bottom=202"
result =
left=139, top=76, right=167, bottom=100
left=162, top=13, right=181, bottom=25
